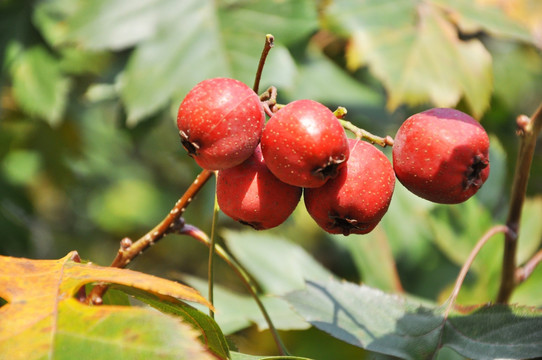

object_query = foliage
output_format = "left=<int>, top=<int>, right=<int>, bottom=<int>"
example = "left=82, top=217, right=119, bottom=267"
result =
left=1, top=0, right=542, bottom=359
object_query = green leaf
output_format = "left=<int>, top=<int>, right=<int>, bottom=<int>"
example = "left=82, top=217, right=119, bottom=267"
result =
left=380, top=181, right=436, bottom=266
left=62, top=0, right=318, bottom=125
left=10, top=46, right=70, bottom=126
left=428, top=198, right=495, bottom=273
left=283, top=45, right=383, bottom=107
left=428, top=198, right=501, bottom=303
left=132, top=289, right=230, bottom=360
left=181, top=275, right=309, bottom=334
left=54, top=299, right=213, bottom=360
left=221, top=230, right=333, bottom=295
left=285, top=278, right=542, bottom=360
left=325, top=0, right=492, bottom=117
left=329, top=228, right=402, bottom=293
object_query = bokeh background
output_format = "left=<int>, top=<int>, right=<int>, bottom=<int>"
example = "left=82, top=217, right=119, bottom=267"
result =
left=1, top=0, right=542, bottom=358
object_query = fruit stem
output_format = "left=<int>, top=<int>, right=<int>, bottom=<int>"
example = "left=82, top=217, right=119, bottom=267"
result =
left=179, top=224, right=291, bottom=356
left=208, top=184, right=220, bottom=318
left=253, top=34, right=274, bottom=94
left=85, top=169, right=214, bottom=305
left=497, top=102, right=542, bottom=303
left=337, top=115, right=395, bottom=147
left=444, top=225, right=511, bottom=317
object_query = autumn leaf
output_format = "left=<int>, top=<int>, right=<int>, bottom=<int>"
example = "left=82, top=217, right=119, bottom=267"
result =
left=0, top=251, right=216, bottom=360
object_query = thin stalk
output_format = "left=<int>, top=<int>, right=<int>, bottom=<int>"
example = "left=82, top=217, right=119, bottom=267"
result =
left=497, top=103, right=542, bottom=303
left=180, top=225, right=290, bottom=356
left=444, top=225, right=510, bottom=317
left=253, top=34, right=274, bottom=93
left=334, top=107, right=394, bottom=147
left=516, top=249, right=542, bottom=283
left=85, top=169, right=214, bottom=305
left=208, top=185, right=220, bottom=318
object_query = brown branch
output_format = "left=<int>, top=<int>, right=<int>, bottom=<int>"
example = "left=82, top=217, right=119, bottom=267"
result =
left=497, top=103, right=542, bottom=303
left=85, top=169, right=214, bottom=305
left=253, top=34, right=274, bottom=94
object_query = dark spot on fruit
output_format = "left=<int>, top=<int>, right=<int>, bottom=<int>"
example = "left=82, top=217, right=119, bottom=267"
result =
left=179, top=130, right=200, bottom=157
left=312, top=155, right=346, bottom=181
left=329, top=213, right=369, bottom=236
left=463, top=155, right=489, bottom=190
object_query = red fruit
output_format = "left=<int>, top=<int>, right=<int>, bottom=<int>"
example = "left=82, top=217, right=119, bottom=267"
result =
left=217, top=145, right=302, bottom=230
left=304, top=139, right=395, bottom=235
left=177, top=78, right=265, bottom=170
left=392, top=108, right=490, bottom=204
left=260, top=99, right=349, bottom=188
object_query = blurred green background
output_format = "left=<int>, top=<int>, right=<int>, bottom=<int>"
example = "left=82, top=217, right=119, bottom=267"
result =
left=1, top=0, right=542, bottom=358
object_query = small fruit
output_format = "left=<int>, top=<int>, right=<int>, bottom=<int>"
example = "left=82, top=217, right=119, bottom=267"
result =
left=304, top=139, right=395, bottom=235
left=217, top=145, right=302, bottom=230
left=392, top=108, right=490, bottom=204
left=260, top=99, right=349, bottom=188
left=177, top=78, right=265, bottom=170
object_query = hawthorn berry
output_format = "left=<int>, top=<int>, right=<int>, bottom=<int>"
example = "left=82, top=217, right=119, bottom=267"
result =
left=304, top=139, right=395, bottom=236
left=260, top=99, right=349, bottom=188
left=177, top=78, right=265, bottom=170
left=216, top=145, right=302, bottom=230
left=392, top=108, right=490, bottom=204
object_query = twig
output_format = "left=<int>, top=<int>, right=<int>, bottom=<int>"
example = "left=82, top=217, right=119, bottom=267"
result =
left=178, top=224, right=290, bottom=356
left=85, top=169, right=214, bottom=305
left=444, top=225, right=511, bottom=317
left=516, top=249, right=542, bottom=283
left=253, top=34, right=274, bottom=94
left=497, top=103, right=542, bottom=303
left=334, top=107, right=394, bottom=147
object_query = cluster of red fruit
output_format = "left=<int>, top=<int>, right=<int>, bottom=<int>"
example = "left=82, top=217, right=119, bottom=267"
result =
left=177, top=78, right=490, bottom=236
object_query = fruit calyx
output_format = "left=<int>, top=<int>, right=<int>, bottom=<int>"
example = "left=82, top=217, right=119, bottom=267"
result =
left=312, top=155, right=347, bottom=181
left=329, top=214, right=370, bottom=236
left=179, top=130, right=200, bottom=157
left=239, top=220, right=263, bottom=230
left=464, top=154, right=489, bottom=190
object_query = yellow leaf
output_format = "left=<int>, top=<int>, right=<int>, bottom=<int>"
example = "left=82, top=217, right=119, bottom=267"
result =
left=0, top=252, right=214, bottom=360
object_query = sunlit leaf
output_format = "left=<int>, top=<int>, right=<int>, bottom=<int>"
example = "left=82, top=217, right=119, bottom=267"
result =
left=325, top=0, right=493, bottom=117
left=0, top=252, right=214, bottom=359
left=222, top=230, right=334, bottom=295
left=181, top=275, right=309, bottom=334
left=431, top=0, right=533, bottom=42
left=285, top=278, right=542, bottom=360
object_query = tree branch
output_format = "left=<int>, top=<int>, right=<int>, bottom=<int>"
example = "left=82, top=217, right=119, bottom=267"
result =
left=85, top=169, right=214, bottom=304
left=497, top=103, right=542, bottom=303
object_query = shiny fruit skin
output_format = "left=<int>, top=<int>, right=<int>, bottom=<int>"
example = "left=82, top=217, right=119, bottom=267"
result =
left=260, top=99, right=349, bottom=188
left=217, top=145, right=302, bottom=230
left=177, top=78, right=265, bottom=170
left=392, top=108, right=490, bottom=204
left=304, top=139, right=395, bottom=235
